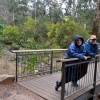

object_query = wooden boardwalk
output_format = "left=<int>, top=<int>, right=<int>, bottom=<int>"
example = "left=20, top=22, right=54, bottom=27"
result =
left=18, top=72, right=62, bottom=100
left=18, top=71, right=96, bottom=100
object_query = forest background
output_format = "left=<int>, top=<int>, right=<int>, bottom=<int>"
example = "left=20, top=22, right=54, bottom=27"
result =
left=0, top=0, right=100, bottom=51
left=0, top=1, right=100, bottom=99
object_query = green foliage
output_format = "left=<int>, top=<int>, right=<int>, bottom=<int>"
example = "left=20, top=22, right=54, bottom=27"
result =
left=22, top=53, right=51, bottom=74
left=24, top=38, right=37, bottom=49
left=22, top=56, right=38, bottom=74
left=22, top=16, right=49, bottom=43
left=0, top=24, right=6, bottom=50
left=3, top=25, right=20, bottom=44
left=49, top=8, right=63, bottom=23
left=34, top=20, right=48, bottom=42
left=48, top=16, right=90, bottom=48
left=32, top=43, right=50, bottom=49
left=75, top=0, right=96, bottom=30
left=11, top=43, right=20, bottom=50
left=77, top=27, right=90, bottom=41
left=0, top=0, right=97, bottom=50
left=18, top=17, right=37, bottom=49
left=0, top=24, right=5, bottom=38
left=20, top=17, right=50, bottom=49
left=0, top=17, right=5, bottom=25
left=22, top=17, right=36, bottom=37
left=7, top=0, right=29, bottom=26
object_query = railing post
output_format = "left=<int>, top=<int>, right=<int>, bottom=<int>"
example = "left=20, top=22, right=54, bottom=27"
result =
left=16, top=53, right=18, bottom=82
left=50, top=51, right=53, bottom=74
left=90, top=57, right=97, bottom=99
left=61, top=62, right=65, bottom=100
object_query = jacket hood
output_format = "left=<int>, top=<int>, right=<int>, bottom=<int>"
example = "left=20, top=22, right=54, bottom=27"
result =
left=74, top=35, right=84, bottom=47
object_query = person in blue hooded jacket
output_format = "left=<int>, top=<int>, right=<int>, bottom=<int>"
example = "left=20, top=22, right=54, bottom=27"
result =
left=85, top=35, right=98, bottom=57
left=55, top=35, right=87, bottom=91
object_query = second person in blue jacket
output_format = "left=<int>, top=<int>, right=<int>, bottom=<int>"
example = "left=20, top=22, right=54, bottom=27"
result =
left=85, top=35, right=98, bottom=57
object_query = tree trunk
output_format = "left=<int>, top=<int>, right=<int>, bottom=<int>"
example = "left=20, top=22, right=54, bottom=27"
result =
left=92, top=0, right=100, bottom=36
left=72, top=0, right=76, bottom=21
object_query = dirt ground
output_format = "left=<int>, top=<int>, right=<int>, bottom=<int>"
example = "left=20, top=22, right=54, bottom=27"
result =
left=0, top=83, right=45, bottom=100
left=0, top=51, right=45, bottom=100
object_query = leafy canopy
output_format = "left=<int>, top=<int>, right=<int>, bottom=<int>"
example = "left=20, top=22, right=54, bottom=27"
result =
left=48, top=16, right=90, bottom=48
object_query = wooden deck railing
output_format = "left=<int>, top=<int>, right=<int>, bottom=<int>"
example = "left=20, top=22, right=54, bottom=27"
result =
left=12, top=48, right=100, bottom=100
left=11, top=49, right=67, bottom=82
left=58, top=55, right=100, bottom=100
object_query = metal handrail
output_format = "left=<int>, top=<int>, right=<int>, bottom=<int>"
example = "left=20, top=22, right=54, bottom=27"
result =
left=61, top=55, right=100, bottom=100
left=12, top=48, right=100, bottom=100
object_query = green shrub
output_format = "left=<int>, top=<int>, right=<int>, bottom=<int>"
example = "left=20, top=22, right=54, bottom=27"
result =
left=47, top=16, right=90, bottom=48
left=3, top=25, right=20, bottom=44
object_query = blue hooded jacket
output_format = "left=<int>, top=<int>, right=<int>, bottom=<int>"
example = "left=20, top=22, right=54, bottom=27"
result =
left=85, top=39, right=98, bottom=57
left=64, top=35, right=86, bottom=59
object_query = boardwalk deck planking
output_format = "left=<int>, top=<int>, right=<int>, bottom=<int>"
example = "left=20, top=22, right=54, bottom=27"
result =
left=18, top=71, right=97, bottom=100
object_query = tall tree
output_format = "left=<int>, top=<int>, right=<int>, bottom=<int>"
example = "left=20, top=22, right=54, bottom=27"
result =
left=7, top=0, right=29, bottom=26
left=30, top=0, right=63, bottom=23
left=92, top=0, right=100, bottom=36
left=0, top=0, right=10, bottom=24
left=75, top=0, right=97, bottom=30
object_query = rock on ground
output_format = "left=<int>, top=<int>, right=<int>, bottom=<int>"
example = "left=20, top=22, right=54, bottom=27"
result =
left=0, top=74, right=15, bottom=84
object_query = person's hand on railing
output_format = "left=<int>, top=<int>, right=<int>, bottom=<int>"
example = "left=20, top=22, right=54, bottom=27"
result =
left=84, top=56, right=87, bottom=60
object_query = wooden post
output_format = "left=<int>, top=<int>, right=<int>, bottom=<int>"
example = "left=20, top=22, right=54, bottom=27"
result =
left=50, top=51, right=53, bottom=74
left=61, top=62, right=65, bottom=100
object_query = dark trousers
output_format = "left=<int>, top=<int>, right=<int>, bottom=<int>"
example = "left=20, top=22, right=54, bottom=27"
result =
left=59, top=58, right=91, bottom=86
left=72, top=63, right=88, bottom=82
left=72, top=58, right=91, bottom=82
left=59, top=61, right=78, bottom=86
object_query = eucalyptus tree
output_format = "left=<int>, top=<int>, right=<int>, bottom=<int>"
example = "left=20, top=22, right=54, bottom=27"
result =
left=48, top=1, right=63, bottom=23
left=0, top=0, right=10, bottom=24
left=7, top=0, right=29, bottom=26
left=63, top=0, right=97, bottom=31
left=30, top=0, right=63, bottom=23
left=64, top=0, right=74, bottom=18
left=92, top=0, right=100, bottom=36
left=75, top=0, right=97, bottom=30
left=28, top=0, right=64, bottom=44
